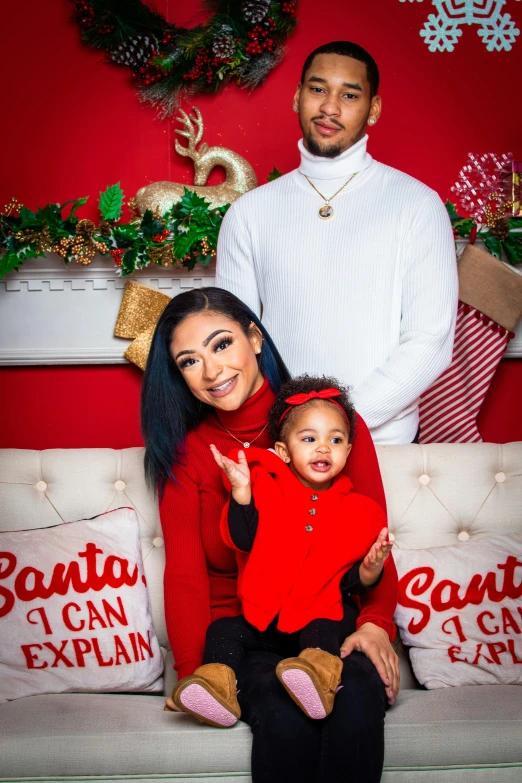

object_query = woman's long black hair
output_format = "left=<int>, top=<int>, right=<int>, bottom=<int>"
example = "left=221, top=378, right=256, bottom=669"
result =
left=141, top=287, right=290, bottom=497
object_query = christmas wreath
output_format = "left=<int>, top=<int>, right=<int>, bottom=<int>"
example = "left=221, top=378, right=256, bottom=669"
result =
left=70, top=0, right=298, bottom=117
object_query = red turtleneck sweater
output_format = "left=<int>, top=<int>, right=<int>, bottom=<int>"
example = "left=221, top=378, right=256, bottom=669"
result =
left=160, top=378, right=397, bottom=679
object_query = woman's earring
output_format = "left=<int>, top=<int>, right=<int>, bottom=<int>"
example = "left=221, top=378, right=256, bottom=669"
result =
left=369, top=118, right=376, bottom=126
left=293, top=104, right=299, bottom=113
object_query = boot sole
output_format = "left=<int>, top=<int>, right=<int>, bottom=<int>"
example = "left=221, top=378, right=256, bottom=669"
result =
left=176, top=682, right=238, bottom=728
left=279, top=668, right=327, bottom=719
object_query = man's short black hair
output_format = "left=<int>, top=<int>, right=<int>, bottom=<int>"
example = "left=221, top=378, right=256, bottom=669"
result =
left=300, top=41, right=379, bottom=99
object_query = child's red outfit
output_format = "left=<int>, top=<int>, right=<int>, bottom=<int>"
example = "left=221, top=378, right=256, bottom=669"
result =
left=220, top=447, right=388, bottom=634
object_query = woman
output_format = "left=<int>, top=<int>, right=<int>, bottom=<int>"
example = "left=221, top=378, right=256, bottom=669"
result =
left=142, top=287, right=399, bottom=783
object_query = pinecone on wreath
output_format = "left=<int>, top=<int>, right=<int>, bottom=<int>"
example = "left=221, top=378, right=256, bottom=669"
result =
left=242, top=0, right=271, bottom=24
left=111, top=33, right=159, bottom=73
left=212, top=28, right=236, bottom=58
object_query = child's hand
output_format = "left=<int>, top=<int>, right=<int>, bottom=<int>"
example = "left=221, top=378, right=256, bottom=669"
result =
left=210, top=445, right=251, bottom=502
left=359, top=528, right=393, bottom=587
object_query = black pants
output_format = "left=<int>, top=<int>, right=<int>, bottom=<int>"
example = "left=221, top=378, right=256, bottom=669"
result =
left=218, top=602, right=387, bottom=783
left=202, top=610, right=356, bottom=674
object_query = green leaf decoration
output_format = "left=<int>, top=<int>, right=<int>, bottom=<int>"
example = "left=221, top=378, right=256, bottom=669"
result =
left=18, top=207, right=39, bottom=229
left=502, top=235, right=522, bottom=266
left=99, top=183, right=124, bottom=221
left=61, top=196, right=89, bottom=222
left=0, top=251, right=24, bottom=278
left=267, top=167, right=283, bottom=182
left=483, top=234, right=502, bottom=259
left=121, top=248, right=138, bottom=276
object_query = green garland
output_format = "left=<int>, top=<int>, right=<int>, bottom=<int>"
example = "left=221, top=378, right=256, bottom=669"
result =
left=70, top=0, right=299, bottom=117
left=2, top=188, right=521, bottom=283
left=0, top=186, right=229, bottom=280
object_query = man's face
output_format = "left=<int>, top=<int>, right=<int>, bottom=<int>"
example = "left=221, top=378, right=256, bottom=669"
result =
left=294, top=53, right=381, bottom=158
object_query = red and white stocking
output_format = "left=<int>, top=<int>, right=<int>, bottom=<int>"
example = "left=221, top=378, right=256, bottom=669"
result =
left=419, top=301, right=514, bottom=443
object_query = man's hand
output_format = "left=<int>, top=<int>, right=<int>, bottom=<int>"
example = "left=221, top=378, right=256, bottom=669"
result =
left=340, top=622, right=399, bottom=705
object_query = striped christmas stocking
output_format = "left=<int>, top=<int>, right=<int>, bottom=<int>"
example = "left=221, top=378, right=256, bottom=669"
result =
left=419, top=301, right=514, bottom=443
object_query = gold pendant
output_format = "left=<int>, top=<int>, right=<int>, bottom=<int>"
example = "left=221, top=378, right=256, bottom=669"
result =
left=319, top=204, right=334, bottom=219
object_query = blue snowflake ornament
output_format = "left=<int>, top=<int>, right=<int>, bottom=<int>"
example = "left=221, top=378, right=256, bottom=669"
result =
left=399, top=0, right=520, bottom=52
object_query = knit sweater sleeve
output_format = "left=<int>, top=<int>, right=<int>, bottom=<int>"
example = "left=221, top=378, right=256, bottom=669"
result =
left=159, top=464, right=211, bottom=680
left=215, top=199, right=262, bottom=318
left=352, top=189, right=458, bottom=429
left=346, top=412, right=387, bottom=516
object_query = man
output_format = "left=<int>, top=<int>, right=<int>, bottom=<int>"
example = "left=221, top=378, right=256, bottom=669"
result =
left=216, top=41, right=458, bottom=444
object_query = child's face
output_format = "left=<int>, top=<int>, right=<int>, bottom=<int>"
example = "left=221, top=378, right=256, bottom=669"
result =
left=274, top=401, right=352, bottom=489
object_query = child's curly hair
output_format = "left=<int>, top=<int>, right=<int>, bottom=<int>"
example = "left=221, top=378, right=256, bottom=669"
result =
left=268, top=375, right=357, bottom=444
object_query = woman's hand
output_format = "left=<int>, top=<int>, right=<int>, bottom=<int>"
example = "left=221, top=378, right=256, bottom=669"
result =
left=340, top=622, right=400, bottom=705
left=210, top=445, right=251, bottom=504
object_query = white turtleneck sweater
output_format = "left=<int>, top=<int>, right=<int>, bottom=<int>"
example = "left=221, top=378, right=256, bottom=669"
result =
left=216, top=136, right=458, bottom=444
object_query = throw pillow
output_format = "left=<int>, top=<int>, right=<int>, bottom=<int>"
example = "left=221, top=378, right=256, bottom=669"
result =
left=0, top=507, right=163, bottom=703
left=393, top=533, right=522, bottom=688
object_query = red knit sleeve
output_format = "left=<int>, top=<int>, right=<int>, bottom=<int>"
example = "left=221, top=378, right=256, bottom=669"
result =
left=346, top=412, right=387, bottom=516
left=159, top=464, right=211, bottom=681
left=345, top=412, right=397, bottom=641
left=355, top=554, right=398, bottom=642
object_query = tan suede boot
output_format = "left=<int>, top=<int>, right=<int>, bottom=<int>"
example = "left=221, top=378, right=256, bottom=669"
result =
left=172, top=663, right=241, bottom=728
left=276, top=648, right=343, bottom=719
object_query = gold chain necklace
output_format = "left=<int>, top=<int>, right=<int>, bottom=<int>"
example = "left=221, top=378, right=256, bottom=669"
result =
left=218, top=421, right=269, bottom=449
left=303, top=172, right=357, bottom=220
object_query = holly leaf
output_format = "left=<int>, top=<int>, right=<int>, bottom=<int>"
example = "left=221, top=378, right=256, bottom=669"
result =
left=36, top=204, right=63, bottom=229
left=267, top=167, right=283, bottom=182
left=99, top=183, right=124, bottom=221
left=502, top=235, right=522, bottom=266
left=483, top=234, right=502, bottom=259
left=140, top=209, right=164, bottom=238
left=113, top=224, right=139, bottom=246
left=175, top=188, right=212, bottom=217
left=0, top=251, right=25, bottom=279
left=121, top=247, right=138, bottom=276
left=173, top=232, right=194, bottom=259
left=18, top=207, right=39, bottom=229
left=453, top=219, right=475, bottom=237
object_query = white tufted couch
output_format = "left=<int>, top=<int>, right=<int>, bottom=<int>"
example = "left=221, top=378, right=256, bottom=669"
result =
left=0, top=444, right=521, bottom=783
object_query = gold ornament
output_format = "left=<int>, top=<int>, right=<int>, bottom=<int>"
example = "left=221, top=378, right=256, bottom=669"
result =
left=114, top=281, right=172, bottom=370
left=2, top=198, right=22, bottom=217
left=485, top=193, right=514, bottom=242
left=136, top=107, right=258, bottom=215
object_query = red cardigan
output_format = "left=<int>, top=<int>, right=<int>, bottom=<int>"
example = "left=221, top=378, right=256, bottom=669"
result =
left=159, top=378, right=397, bottom=679
left=221, top=448, right=387, bottom=633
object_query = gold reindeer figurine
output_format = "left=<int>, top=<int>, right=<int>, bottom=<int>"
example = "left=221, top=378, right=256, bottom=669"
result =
left=136, top=107, right=258, bottom=215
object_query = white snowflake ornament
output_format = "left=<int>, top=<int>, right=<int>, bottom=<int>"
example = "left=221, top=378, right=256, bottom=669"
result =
left=399, top=0, right=520, bottom=52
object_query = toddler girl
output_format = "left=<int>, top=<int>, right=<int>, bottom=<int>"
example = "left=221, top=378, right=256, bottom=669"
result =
left=172, top=375, right=392, bottom=727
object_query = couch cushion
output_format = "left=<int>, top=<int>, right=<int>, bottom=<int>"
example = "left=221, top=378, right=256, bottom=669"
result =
left=1, top=687, right=520, bottom=779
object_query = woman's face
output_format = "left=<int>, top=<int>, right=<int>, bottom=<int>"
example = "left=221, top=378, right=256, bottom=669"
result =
left=170, top=311, right=264, bottom=410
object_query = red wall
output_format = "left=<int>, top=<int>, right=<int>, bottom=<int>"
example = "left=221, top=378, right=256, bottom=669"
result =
left=2, top=0, right=522, bottom=448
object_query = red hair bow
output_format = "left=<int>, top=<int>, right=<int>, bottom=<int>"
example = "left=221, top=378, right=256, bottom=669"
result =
left=278, top=388, right=349, bottom=426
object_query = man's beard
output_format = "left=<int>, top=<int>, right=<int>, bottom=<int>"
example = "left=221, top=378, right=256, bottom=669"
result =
left=305, top=132, right=343, bottom=159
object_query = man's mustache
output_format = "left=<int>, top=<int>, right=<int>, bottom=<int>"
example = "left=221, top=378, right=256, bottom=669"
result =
left=310, top=116, right=345, bottom=130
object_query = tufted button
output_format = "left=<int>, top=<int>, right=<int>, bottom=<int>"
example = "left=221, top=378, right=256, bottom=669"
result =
left=311, top=494, right=319, bottom=501
left=114, top=480, right=126, bottom=491
left=457, top=531, right=470, bottom=542
left=419, top=474, right=431, bottom=485
left=308, top=508, right=316, bottom=515
left=495, top=472, right=506, bottom=483
left=305, top=524, right=314, bottom=532
left=35, top=481, right=47, bottom=492
left=152, top=536, right=164, bottom=548
left=388, top=532, right=395, bottom=542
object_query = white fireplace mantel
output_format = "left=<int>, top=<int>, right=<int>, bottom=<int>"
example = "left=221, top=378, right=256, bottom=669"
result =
left=1, top=252, right=521, bottom=365
left=0, top=255, right=216, bottom=366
